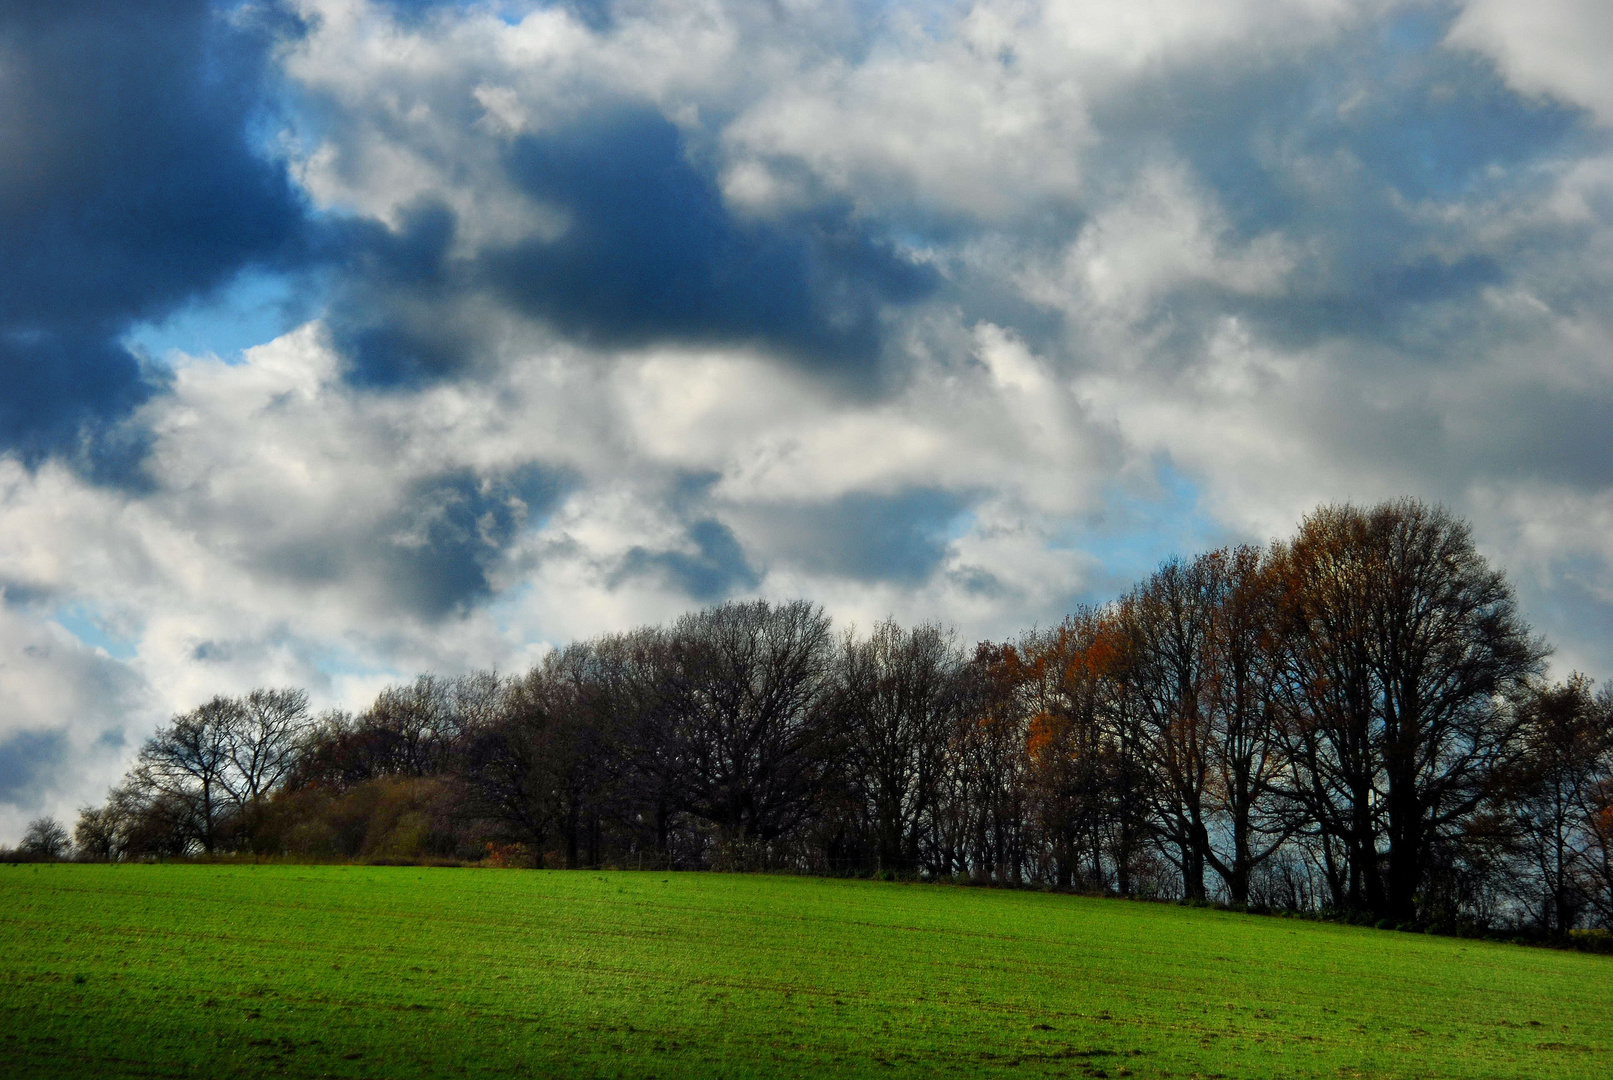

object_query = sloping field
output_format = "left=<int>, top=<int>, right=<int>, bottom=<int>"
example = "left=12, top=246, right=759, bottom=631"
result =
left=1, top=864, right=1608, bottom=1078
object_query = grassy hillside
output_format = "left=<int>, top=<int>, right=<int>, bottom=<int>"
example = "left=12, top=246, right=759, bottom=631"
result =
left=1, top=865, right=1608, bottom=1078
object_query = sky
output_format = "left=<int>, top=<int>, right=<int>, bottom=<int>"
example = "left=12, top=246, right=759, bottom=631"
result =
left=3, top=0, right=1613, bottom=842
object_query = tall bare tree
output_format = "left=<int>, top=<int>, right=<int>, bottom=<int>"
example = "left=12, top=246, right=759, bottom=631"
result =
left=834, top=618, right=963, bottom=873
left=646, top=600, right=836, bottom=851
left=1117, top=557, right=1218, bottom=900
left=1199, top=546, right=1291, bottom=905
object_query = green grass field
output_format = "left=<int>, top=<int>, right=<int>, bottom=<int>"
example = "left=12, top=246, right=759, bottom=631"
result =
left=1, top=865, right=1609, bottom=1079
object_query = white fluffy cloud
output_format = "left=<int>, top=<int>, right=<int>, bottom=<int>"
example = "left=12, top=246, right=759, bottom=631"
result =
left=1449, top=0, right=1613, bottom=124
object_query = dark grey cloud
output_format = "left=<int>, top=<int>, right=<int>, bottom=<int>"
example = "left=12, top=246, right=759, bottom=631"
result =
left=0, top=0, right=308, bottom=472
left=495, top=108, right=936, bottom=372
left=0, top=728, right=67, bottom=808
left=328, top=108, right=937, bottom=388
left=1459, top=392, right=1613, bottom=489
left=761, top=489, right=972, bottom=586
left=251, top=462, right=574, bottom=621
left=388, top=465, right=572, bottom=617
left=326, top=202, right=470, bottom=388
left=617, top=518, right=762, bottom=601
left=614, top=482, right=970, bottom=599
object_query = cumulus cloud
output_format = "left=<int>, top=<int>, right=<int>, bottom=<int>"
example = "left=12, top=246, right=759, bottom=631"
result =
left=4, top=0, right=1613, bottom=839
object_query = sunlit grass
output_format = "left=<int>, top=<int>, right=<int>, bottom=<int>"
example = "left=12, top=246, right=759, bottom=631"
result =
left=1, top=864, right=1609, bottom=1078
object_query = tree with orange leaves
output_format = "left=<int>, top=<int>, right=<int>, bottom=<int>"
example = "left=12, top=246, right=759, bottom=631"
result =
left=1271, top=500, right=1546, bottom=921
left=1021, top=608, right=1124, bottom=890
left=1589, top=794, right=1613, bottom=926
left=944, top=641, right=1034, bottom=884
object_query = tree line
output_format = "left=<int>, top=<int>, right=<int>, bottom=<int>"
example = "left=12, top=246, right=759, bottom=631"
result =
left=44, top=500, right=1613, bottom=933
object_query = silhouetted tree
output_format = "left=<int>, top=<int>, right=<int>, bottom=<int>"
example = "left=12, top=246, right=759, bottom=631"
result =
left=644, top=600, right=836, bottom=856
left=833, top=619, right=963, bottom=873
left=97, top=688, right=318, bottom=855
left=1199, top=546, right=1291, bottom=905
left=948, top=642, right=1033, bottom=884
left=221, top=688, right=313, bottom=846
left=1116, top=556, right=1218, bottom=900
left=1508, top=676, right=1613, bottom=933
left=19, top=816, right=70, bottom=859
left=132, top=697, right=238, bottom=853
left=461, top=647, right=629, bottom=867
left=73, top=802, right=125, bottom=861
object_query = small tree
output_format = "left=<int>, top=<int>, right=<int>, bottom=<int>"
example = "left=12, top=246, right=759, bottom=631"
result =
left=74, top=803, right=126, bottom=861
left=19, top=816, right=71, bottom=860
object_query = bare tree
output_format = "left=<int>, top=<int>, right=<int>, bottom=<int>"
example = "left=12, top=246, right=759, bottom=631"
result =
left=119, top=688, right=318, bottom=854
left=1116, top=557, right=1218, bottom=901
left=461, top=648, right=630, bottom=867
left=19, top=816, right=70, bottom=859
left=646, top=600, right=836, bottom=853
left=293, top=674, right=496, bottom=789
left=355, top=675, right=468, bottom=778
left=1509, top=676, right=1613, bottom=932
left=133, top=698, right=238, bottom=853
left=834, top=618, right=963, bottom=874
left=221, top=688, right=313, bottom=841
left=73, top=803, right=125, bottom=861
left=1200, top=546, right=1292, bottom=905
left=103, top=780, right=195, bottom=859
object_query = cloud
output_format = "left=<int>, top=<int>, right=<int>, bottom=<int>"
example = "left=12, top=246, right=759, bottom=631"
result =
left=258, top=462, right=574, bottom=618
left=736, top=488, right=973, bottom=587
left=0, top=730, right=67, bottom=809
left=314, top=108, right=936, bottom=387
left=0, top=599, right=149, bottom=840
left=617, top=517, right=761, bottom=601
left=491, top=108, right=936, bottom=375
left=1448, top=0, right=1613, bottom=124
left=0, top=0, right=307, bottom=467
